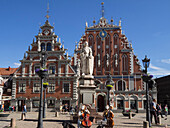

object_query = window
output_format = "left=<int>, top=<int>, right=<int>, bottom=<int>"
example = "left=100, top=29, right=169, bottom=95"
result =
left=19, top=83, right=26, bottom=93
left=122, top=54, right=128, bottom=73
left=117, top=100, right=124, bottom=109
left=33, top=83, right=40, bottom=93
left=48, top=83, right=55, bottom=93
left=32, top=100, right=39, bottom=108
left=63, top=83, right=70, bottom=93
left=49, top=66, right=55, bottom=74
left=41, top=43, right=45, bottom=51
left=46, top=43, right=51, bottom=51
left=130, top=100, right=137, bottom=109
left=117, top=80, right=126, bottom=91
left=47, top=99, right=55, bottom=108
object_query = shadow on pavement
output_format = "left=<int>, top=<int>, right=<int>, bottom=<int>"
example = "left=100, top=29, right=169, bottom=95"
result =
left=0, top=119, right=11, bottom=122
left=24, top=119, right=71, bottom=123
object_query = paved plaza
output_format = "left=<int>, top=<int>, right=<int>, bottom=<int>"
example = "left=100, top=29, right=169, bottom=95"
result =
left=0, top=112, right=169, bottom=128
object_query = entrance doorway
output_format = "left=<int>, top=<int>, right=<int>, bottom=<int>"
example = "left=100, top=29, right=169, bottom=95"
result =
left=18, top=100, right=25, bottom=111
left=97, top=95, right=105, bottom=112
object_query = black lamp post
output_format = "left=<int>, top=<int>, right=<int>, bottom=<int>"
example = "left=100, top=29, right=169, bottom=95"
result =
left=43, top=82, right=48, bottom=118
left=105, top=74, right=114, bottom=107
left=142, top=55, right=151, bottom=127
left=36, top=50, right=48, bottom=128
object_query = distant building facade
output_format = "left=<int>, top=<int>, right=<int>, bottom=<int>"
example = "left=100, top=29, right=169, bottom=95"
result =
left=155, top=75, right=170, bottom=112
left=0, top=67, right=17, bottom=110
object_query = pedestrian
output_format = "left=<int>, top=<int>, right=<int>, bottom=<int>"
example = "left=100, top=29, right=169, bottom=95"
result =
left=150, top=99, right=158, bottom=124
left=9, top=105, right=11, bottom=113
left=69, top=105, right=74, bottom=115
left=164, top=104, right=168, bottom=120
left=22, top=104, right=27, bottom=118
left=12, top=105, right=15, bottom=113
left=157, top=103, right=164, bottom=118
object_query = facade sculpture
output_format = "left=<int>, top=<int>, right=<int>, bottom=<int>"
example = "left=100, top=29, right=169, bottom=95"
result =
left=80, top=41, right=94, bottom=76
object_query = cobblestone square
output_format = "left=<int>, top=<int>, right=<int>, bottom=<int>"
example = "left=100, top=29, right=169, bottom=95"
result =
left=0, top=112, right=169, bottom=128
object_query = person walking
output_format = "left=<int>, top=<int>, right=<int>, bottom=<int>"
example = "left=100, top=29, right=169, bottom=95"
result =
left=157, top=103, right=164, bottom=118
left=164, top=104, right=168, bottom=120
left=150, top=99, right=158, bottom=124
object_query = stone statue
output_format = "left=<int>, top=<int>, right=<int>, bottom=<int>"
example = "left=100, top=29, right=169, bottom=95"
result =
left=80, top=41, right=94, bottom=76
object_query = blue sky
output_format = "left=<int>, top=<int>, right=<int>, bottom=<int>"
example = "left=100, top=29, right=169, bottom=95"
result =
left=0, top=0, right=170, bottom=78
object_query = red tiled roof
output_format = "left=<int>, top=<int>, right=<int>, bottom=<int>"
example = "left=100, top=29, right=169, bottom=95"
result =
left=0, top=67, right=18, bottom=75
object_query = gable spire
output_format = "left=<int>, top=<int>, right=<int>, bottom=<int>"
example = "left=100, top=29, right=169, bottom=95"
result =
left=101, top=2, right=104, bottom=18
left=45, top=2, right=50, bottom=19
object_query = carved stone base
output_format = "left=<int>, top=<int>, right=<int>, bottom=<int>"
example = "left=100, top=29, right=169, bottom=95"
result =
left=78, top=75, right=96, bottom=106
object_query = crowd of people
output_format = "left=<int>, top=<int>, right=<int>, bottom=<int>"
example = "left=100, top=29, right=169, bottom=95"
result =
left=150, top=99, right=168, bottom=124
left=60, top=104, right=78, bottom=115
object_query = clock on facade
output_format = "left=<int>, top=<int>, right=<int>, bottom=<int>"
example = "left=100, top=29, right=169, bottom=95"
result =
left=99, top=30, right=107, bottom=39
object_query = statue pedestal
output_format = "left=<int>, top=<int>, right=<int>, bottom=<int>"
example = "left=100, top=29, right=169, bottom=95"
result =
left=78, top=76, right=96, bottom=107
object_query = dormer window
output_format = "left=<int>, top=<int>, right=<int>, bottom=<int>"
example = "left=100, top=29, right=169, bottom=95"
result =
left=47, top=43, right=51, bottom=51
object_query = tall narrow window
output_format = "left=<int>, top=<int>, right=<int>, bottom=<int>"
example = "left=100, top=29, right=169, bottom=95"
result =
left=19, top=83, right=26, bottom=93
left=122, top=54, right=128, bottom=73
left=33, top=83, right=40, bottom=93
left=88, top=35, right=94, bottom=54
left=47, top=43, right=51, bottom=51
left=117, top=80, right=126, bottom=91
left=41, top=43, right=45, bottom=51
left=63, top=83, right=70, bottom=93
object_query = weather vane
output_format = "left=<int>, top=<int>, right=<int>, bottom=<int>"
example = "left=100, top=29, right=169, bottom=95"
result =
left=46, top=2, right=50, bottom=19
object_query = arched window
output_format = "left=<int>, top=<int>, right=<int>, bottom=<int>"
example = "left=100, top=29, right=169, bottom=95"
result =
left=47, top=43, right=51, bottom=51
left=117, top=80, right=126, bottom=91
left=113, top=34, right=119, bottom=46
left=41, top=43, right=45, bottom=51
left=122, top=54, right=128, bottom=72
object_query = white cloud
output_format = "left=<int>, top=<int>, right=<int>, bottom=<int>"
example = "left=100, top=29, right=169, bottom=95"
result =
left=149, top=64, right=170, bottom=77
left=161, top=59, right=170, bottom=64
left=14, top=63, right=20, bottom=67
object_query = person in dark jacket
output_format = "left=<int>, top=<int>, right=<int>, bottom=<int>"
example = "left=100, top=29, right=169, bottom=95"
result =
left=156, top=103, right=164, bottom=118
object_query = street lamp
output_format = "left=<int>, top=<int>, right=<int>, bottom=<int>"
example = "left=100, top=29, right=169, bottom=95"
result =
left=36, top=50, right=48, bottom=128
left=105, top=74, right=114, bottom=107
left=142, top=55, right=152, bottom=127
left=43, top=82, right=49, bottom=118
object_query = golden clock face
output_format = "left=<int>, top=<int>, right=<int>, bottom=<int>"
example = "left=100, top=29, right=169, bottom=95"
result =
left=99, top=30, right=107, bottom=39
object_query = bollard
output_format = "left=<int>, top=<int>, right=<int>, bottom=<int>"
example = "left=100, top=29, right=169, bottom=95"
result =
left=143, top=121, right=149, bottom=128
left=21, top=112, right=26, bottom=120
left=55, top=111, right=59, bottom=117
left=158, top=116, right=161, bottom=125
left=11, top=118, right=16, bottom=128
left=129, top=112, right=132, bottom=119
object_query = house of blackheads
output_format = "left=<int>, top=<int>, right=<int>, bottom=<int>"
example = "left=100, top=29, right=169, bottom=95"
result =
left=1, top=4, right=157, bottom=112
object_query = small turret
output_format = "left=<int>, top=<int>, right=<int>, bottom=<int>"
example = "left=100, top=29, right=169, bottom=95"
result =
left=119, top=18, right=121, bottom=26
left=85, top=22, right=88, bottom=28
